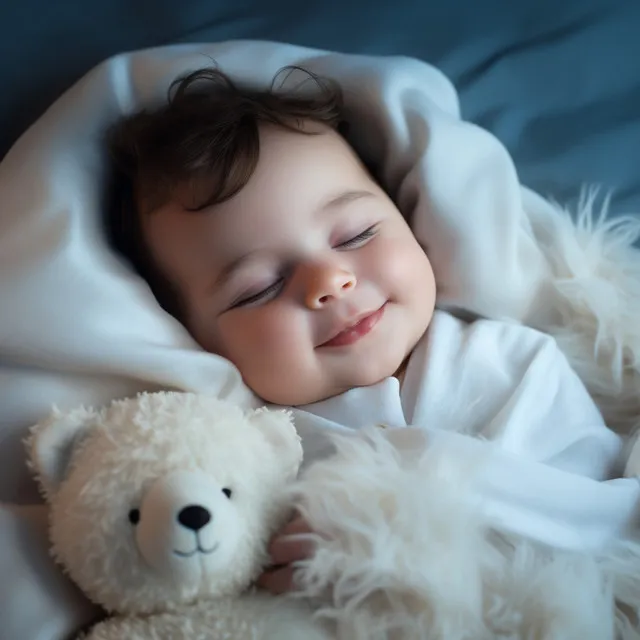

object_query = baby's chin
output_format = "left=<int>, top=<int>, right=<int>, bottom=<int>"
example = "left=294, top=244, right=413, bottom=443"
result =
left=255, top=383, right=349, bottom=408
left=256, top=357, right=408, bottom=407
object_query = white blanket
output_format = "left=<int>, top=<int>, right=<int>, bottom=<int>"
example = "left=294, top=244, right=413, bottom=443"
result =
left=0, top=40, right=638, bottom=638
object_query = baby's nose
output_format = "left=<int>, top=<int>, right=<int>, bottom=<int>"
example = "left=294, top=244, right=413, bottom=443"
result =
left=305, top=265, right=356, bottom=310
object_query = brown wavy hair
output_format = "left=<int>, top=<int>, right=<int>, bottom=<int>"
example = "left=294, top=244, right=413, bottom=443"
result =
left=105, top=66, right=345, bottom=320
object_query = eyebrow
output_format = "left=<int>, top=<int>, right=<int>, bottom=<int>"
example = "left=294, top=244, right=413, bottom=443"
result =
left=213, top=251, right=258, bottom=289
left=320, top=189, right=375, bottom=211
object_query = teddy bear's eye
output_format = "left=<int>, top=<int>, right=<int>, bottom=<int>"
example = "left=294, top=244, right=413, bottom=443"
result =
left=222, top=488, right=232, bottom=499
left=128, top=508, right=141, bottom=525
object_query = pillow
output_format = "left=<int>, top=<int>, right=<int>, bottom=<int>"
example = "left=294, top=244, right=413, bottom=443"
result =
left=0, top=40, right=553, bottom=502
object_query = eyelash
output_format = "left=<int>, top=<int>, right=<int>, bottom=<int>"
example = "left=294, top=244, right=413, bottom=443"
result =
left=336, top=225, right=378, bottom=249
left=231, top=225, right=378, bottom=309
left=232, top=279, right=285, bottom=308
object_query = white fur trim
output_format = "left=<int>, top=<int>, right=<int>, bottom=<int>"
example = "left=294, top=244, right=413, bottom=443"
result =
left=290, top=428, right=640, bottom=639
left=526, top=186, right=640, bottom=437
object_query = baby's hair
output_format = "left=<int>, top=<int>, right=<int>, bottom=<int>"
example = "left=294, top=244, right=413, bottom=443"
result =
left=105, top=65, right=345, bottom=320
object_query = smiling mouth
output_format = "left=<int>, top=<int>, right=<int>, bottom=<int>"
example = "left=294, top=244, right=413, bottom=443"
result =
left=319, top=303, right=387, bottom=348
left=173, top=542, right=219, bottom=558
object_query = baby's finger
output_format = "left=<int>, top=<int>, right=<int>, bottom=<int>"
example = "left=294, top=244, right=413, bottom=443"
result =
left=257, top=565, right=296, bottom=595
left=279, top=515, right=310, bottom=537
left=269, top=522, right=315, bottom=565
left=269, top=534, right=316, bottom=565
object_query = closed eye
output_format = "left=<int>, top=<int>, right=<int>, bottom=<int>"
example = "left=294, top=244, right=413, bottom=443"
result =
left=336, top=225, right=378, bottom=249
left=231, top=278, right=285, bottom=308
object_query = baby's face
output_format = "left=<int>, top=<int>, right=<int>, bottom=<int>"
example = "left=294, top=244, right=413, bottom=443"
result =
left=144, top=125, right=436, bottom=405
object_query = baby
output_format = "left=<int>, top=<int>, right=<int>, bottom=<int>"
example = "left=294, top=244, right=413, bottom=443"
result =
left=108, top=67, right=624, bottom=594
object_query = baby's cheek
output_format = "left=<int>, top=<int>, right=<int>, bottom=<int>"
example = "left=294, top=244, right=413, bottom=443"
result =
left=262, top=310, right=313, bottom=368
left=375, top=238, right=432, bottom=292
left=219, top=306, right=307, bottom=372
left=219, top=306, right=316, bottom=404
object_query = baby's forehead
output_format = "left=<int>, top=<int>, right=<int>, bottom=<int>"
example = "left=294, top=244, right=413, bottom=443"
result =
left=145, top=123, right=355, bottom=213
left=142, top=125, right=379, bottom=278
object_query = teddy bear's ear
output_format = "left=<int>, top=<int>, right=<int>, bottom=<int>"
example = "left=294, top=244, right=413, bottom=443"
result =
left=26, top=405, right=99, bottom=499
left=248, top=408, right=303, bottom=480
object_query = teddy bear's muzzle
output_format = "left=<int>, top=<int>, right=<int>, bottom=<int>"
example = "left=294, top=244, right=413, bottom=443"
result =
left=133, top=469, right=241, bottom=579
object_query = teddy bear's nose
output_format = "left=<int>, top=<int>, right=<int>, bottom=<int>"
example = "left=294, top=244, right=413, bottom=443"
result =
left=177, top=505, right=211, bottom=531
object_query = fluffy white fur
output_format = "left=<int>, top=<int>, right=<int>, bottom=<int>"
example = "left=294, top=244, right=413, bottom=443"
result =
left=530, top=188, right=640, bottom=437
left=290, top=428, right=640, bottom=640
left=27, top=392, right=329, bottom=640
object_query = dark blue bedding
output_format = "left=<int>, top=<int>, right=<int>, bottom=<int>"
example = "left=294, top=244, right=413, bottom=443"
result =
left=1, top=0, right=638, bottom=212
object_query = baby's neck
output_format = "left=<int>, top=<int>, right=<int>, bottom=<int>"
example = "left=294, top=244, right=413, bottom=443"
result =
left=393, top=355, right=410, bottom=386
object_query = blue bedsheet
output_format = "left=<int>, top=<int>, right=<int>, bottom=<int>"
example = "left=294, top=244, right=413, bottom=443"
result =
left=1, top=0, right=638, bottom=213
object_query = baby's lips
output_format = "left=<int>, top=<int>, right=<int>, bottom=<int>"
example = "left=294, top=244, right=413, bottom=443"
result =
left=318, top=302, right=387, bottom=347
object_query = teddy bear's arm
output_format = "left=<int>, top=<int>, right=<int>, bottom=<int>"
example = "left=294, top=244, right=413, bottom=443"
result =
left=81, top=595, right=330, bottom=640
left=81, top=609, right=256, bottom=640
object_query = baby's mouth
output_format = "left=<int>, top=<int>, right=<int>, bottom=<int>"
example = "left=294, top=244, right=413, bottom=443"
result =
left=319, top=303, right=387, bottom=348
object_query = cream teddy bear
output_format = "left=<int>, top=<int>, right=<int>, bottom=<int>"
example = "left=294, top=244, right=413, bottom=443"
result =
left=27, top=391, right=329, bottom=640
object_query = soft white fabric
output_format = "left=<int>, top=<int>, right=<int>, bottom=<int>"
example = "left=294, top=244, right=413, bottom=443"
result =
left=625, top=433, right=640, bottom=477
left=0, top=39, right=619, bottom=638
left=292, top=311, right=639, bottom=550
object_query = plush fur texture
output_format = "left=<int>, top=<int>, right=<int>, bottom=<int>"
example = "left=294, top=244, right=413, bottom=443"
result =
left=290, top=428, right=640, bottom=640
left=85, top=595, right=328, bottom=640
left=530, top=188, right=640, bottom=438
left=27, top=392, right=330, bottom=639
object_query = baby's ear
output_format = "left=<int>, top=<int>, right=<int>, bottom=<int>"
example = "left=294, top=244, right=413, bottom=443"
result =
left=26, top=405, right=99, bottom=499
left=248, top=408, right=303, bottom=481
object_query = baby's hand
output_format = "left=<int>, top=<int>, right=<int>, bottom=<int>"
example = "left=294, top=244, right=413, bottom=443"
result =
left=257, top=515, right=316, bottom=594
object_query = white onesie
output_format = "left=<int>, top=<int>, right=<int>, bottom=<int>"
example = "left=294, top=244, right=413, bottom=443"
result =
left=289, top=310, right=640, bottom=551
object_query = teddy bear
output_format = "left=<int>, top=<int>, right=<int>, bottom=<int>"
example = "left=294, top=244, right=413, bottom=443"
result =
left=27, top=391, right=331, bottom=640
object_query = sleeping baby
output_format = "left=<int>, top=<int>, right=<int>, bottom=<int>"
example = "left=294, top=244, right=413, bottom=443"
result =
left=107, top=67, right=625, bottom=594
